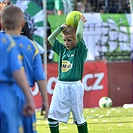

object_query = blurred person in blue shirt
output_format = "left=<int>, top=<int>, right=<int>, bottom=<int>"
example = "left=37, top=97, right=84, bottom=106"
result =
left=0, top=32, right=35, bottom=133
left=1, top=5, right=49, bottom=133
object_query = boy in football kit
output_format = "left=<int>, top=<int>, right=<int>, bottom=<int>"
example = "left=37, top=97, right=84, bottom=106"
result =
left=0, top=32, right=35, bottom=133
left=48, top=15, right=89, bottom=133
left=1, top=5, right=49, bottom=133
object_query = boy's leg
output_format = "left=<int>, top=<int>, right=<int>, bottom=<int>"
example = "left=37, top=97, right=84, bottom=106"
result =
left=48, top=118, right=59, bottom=133
left=77, top=122, right=89, bottom=133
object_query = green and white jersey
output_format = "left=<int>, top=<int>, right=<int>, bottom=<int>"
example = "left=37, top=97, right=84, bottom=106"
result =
left=52, top=38, right=88, bottom=81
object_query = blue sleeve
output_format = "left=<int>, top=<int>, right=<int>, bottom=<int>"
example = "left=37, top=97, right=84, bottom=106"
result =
left=9, top=42, right=23, bottom=73
left=0, top=33, right=23, bottom=82
left=33, top=54, right=45, bottom=81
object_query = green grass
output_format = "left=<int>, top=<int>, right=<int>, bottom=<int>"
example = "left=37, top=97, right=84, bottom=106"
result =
left=36, top=107, right=133, bottom=133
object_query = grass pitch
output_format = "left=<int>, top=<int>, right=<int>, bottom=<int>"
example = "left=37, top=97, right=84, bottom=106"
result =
left=36, top=107, right=133, bottom=133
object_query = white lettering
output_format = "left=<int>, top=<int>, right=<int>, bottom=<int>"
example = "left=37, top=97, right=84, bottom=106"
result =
left=30, top=83, right=39, bottom=96
left=82, top=74, right=93, bottom=91
left=38, top=73, right=105, bottom=94
left=47, top=77, right=57, bottom=94
left=82, top=73, right=104, bottom=91
left=93, top=73, right=104, bottom=90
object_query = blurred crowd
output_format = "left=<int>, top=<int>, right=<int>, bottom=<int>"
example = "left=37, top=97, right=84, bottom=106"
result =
left=1, top=0, right=132, bottom=63
left=46, top=0, right=131, bottom=15
left=85, top=0, right=131, bottom=13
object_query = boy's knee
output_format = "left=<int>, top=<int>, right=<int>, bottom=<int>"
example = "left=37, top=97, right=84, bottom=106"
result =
left=48, top=118, right=59, bottom=126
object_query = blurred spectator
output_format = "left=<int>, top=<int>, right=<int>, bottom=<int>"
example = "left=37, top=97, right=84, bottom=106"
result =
left=0, top=0, right=33, bottom=39
left=55, top=0, right=64, bottom=15
left=84, top=0, right=131, bottom=13
left=47, top=0, right=55, bottom=14
left=76, top=1, right=86, bottom=13
left=21, top=21, right=33, bottom=40
left=47, top=0, right=64, bottom=15
left=99, top=7, right=105, bottom=13
left=98, top=0, right=106, bottom=12
left=62, top=0, right=74, bottom=14
left=108, top=1, right=118, bottom=13
left=121, top=1, right=130, bottom=13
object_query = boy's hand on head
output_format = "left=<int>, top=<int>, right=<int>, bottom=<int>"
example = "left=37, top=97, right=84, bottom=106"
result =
left=60, top=24, right=67, bottom=29
left=80, top=15, right=87, bottom=23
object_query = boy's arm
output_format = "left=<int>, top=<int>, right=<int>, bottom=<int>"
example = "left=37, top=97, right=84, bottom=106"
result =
left=48, top=24, right=67, bottom=46
left=13, top=70, right=35, bottom=116
left=36, top=80, right=49, bottom=118
left=48, top=27, right=62, bottom=46
left=9, top=40, right=35, bottom=116
left=76, top=15, right=87, bottom=43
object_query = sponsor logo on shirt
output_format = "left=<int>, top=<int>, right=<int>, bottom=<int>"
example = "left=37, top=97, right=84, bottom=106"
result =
left=61, top=60, right=72, bottom=72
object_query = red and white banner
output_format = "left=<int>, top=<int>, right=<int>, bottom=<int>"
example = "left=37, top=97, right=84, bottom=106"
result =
left=31, top=62, right=108, bottom=109
left=83, top=61, right=108, bottom=108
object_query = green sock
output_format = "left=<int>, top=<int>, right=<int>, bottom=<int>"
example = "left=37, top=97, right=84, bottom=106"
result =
left=77, top=122, right=89, bottom=133
left=49, top=124, right=59, bottom=133
left=48, top=118, right=59, bottom=133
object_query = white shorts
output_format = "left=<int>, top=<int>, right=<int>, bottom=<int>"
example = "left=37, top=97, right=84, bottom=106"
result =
left=48, top=80, right=86, bottom=124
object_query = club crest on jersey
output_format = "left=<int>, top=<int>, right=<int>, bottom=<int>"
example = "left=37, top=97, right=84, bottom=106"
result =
left=61, top=60, right=72, bottom=72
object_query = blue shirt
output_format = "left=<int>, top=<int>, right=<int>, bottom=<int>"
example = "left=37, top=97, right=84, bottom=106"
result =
left=11, top=35, right=45, bottom=87
left=0, top=33, right=22, bottom=83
